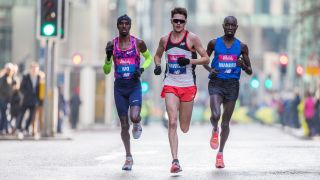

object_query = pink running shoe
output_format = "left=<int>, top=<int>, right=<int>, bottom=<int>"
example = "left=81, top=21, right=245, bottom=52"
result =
left=215, top=152, right=225, bottom=168
left=210, top=128, right=219, bottom=150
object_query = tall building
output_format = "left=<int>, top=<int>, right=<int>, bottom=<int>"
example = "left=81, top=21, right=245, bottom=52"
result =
left=289, top=0, right=320, bottom=91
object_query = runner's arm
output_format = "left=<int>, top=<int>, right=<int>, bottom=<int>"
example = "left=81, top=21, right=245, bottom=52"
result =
left=154, top=37, right=166, bottom=66
left=239, top=43, right=252, bottom=75
left=103, top=56, right=112, bottom=75
left=137, top=39, right=153, bottom=70
left=203, top=39, right=216, bottom=72
left=189, top=35, right=209, bottom=65
left=103, top=41, right=113, bottom=75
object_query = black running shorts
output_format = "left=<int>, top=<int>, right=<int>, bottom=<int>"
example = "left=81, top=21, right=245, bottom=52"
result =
left=208, top=78, right=239, bottom=103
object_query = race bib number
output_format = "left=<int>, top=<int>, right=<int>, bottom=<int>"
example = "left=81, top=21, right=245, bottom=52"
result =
left=167, top=54, right=186, bottom=75
left=218, top=54, right=238, bottom=74
left=116, top=57, right=136, bottom=78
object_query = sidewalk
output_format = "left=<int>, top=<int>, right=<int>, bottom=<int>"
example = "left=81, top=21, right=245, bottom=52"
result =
left=0, top=124, right=120, bottom=141
left=0, top=133, right=72, bottom=141
left=270, top=123, right=320, bottom=141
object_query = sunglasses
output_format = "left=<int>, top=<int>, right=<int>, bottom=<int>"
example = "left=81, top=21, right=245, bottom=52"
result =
left=172, top=19, right=186, bottom=24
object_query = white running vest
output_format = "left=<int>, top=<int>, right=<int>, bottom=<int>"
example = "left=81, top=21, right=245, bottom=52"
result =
left=164, top=31, right=197, bottom=87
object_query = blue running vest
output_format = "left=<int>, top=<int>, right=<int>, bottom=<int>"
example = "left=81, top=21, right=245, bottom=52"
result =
left=210, top=37, right=241, bottom=79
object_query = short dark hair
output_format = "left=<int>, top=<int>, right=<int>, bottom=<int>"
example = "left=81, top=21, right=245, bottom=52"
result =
left=117, top=14, right=131, bottom=25
left=171, top=7, right=187, bottom=19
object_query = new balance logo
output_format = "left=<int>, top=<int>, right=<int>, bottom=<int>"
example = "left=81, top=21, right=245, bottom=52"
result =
left=224, top=69, right=232, bottom=73
left=180, top=42, right=185, bottom=46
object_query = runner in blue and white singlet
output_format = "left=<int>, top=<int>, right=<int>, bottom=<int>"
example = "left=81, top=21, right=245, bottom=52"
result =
left=203, top=16, right=253, bottom=169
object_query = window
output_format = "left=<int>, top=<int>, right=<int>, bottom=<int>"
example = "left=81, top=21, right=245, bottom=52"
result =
left=255, top=0, right=270, bottom=14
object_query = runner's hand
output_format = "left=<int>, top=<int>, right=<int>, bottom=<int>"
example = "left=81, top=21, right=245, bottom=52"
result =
left=236, top=56, right=246, bottom=70
left=177, top=57, right=190, bottom=66
left=154, top=65, right=162, bottom=75
left=105, top=44, right=114, bottom=59
left=133, top=68, right=144, bottom=79
left=209, top=68, right=218, bottom=80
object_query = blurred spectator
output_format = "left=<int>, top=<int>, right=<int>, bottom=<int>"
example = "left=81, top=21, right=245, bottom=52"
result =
left=9, top=79, right=22, bottom=134
left=57, top=86, right=67, bottom=133
left=276, top=98, right=285, bottom=128
left=0, top=63, right=14, bottom=135
left=314, top=89, right=320, bottom=135
left=16, top=62, right=40, bottom=135
left=9, top=64, right=21, bottom=133
left=32, top=71, right=45, bottom=136
left=69, top=87, right=81, bottom=129
left=304, top=91, right=315, bottom=137
left=291, top=91, right=301, bottom=128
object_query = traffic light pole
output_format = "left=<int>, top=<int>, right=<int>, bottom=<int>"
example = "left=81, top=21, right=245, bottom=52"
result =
left=42, top=39, right=57, bottom=137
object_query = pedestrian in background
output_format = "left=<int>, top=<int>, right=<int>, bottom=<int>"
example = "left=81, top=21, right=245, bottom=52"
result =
left=69, top=87, right=81, bottom=130
left=9, top=79, right=22, bottom=134
left=32, top=70, right=45, bottom=137
left=291, top=91, right=301, bottom=129
left=16, top=62, right=40, bottom=136
left=0, top=63, right=14, bottom=135
left=57, top=86, right=67, bottom=134
left=304, top=91, right=315, bottom=137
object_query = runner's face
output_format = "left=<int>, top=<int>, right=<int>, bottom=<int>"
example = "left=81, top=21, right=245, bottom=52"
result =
left=171, top=14, right=186, bottom=33
left=117, top=20, right=131, bottom=36
left=223, top=18, right=238, bottom=37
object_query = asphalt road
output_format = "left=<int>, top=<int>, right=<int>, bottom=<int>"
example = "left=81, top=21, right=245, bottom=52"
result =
left=0, top=123, right=319, bottom=180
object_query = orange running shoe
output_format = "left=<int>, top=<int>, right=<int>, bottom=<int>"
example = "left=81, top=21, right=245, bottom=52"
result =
left=210, top=128, right=219, bottom=150
left=170, top=160, right=182, bottom=173
left=215, top=152, right=225, bottom=168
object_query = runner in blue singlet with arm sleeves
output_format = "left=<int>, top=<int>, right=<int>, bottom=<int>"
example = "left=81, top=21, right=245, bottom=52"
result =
left=102, top=14, right=153, bottom=171
left=203, top=16, right=253, bottom=168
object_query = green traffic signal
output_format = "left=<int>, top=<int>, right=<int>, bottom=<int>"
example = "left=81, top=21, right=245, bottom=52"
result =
left=42, top=23, right=56, bottom=36
left=141, top=81, right=149, bottom=93
left=264, top=79, right=272, bottom=89
left=250, top=77, right=260, bottom=89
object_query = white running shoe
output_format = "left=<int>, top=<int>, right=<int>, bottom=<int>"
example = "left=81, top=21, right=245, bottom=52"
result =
left=122, top=156, right=133, bottom=171
left=132, top=123, right=142, bottom=139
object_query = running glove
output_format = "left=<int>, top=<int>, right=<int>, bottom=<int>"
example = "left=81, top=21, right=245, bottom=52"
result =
left=105, top=44, right=114, bottom=59
left=177, top=57, right=190, bottom=66
left=154, top=65, right=162, bottom=75
left=133, top=68, right=144, bottom=79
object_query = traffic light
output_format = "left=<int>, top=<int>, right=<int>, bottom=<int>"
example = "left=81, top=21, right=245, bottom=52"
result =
left=296, top=64, right=304, bottom=77
left=264, top=75, right=272, bottom=90
left=37, top=0, right=61, bottom=38
left=141, top=81, right=149, bottom=94
left=250, top=76, right=260, bottom=89
left=72, top=54, right=82, bottom=65
left=279, top=54, right=288, bottom=75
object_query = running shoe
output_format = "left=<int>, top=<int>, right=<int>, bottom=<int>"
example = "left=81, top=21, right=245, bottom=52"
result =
left=215, top=152, right=225, bottom=168
left=132, top=123, right=142, bottom=139
left=122, top=156, right=133, bottom=171
left=170, top=160, right=182, bottom=173
left=210, top=128, right=219, bottom=150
